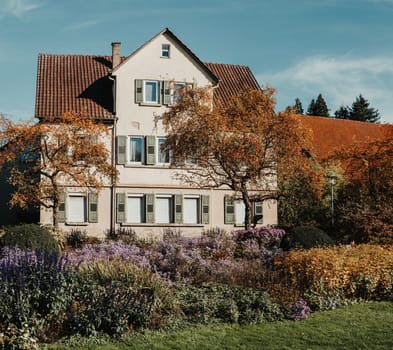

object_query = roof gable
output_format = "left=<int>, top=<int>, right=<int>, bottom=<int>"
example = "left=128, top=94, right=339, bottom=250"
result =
left=112, top=28, right=219, bottom=85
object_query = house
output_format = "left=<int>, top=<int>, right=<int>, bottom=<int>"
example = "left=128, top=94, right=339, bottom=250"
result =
left=34, top=28, right=278, bottom=237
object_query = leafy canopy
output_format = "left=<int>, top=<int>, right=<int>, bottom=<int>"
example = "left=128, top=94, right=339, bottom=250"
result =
left=162, top=87, right=315, bottom=228
left=0, top=111, right=117, bottom=227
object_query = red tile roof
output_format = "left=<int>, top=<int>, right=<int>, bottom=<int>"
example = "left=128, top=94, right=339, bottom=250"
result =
left=34, top=54, right=260, bottom=119
left=205, top=63, right=261, bottom=108
left=295, top=115, right=389, bottom=160
left=35, top=54, right=115, bottom=119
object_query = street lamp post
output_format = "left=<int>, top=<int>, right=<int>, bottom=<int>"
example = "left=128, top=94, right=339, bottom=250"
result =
left=329, top=173, right=337, bottom=229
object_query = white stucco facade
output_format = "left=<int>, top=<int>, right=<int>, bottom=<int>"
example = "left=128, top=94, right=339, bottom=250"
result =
left=39, top=29, right=278, bottom=238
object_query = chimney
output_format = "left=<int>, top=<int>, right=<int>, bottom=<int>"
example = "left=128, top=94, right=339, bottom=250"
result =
left=111, top=42, right=121, bottom=69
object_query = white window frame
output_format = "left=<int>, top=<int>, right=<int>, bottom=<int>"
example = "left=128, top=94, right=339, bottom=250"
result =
left=183, top=195, right=200, bottom=224
left=161, top=44, right=170, bottom=58
left=128, top=136, right=144, bottom=164
left=171, top=82, right=186, bottom=104
left=155, top=194, right=173, bottom=224
left=144, top=80, right=160, bottom=104
left=235, top=200, right=246, bottom=225
left=67, top=193, right=87, bottom=223
left=157, top=137, right=170, bottom=165
left=126, top=194, right=144, bottom=223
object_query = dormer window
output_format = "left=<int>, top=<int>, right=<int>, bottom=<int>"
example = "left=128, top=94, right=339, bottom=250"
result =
left=161, top=44, right=170, bottom=58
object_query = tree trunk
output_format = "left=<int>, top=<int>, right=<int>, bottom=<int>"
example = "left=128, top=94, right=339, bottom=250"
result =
left=242, top=190, right=253, bottom=230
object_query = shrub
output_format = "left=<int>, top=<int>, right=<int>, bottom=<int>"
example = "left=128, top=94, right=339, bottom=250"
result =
left=176, top=284, right=283, bottom=325
left=233, top=227, right=286, bottom=260
left=286, top=225, right=333, bottom=249
left=65, top=229, right=87, bottom=249
left=274, top=244, right=393, bottom=303
left=0, top=224, right=60, bottom=253
left=0, top=247, right=73, bottom=345
left=290, top=299, right=311, bottom=320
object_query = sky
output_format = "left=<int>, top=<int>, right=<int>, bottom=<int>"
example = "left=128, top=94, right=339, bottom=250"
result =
left=1, top=0, right=393, bottom=123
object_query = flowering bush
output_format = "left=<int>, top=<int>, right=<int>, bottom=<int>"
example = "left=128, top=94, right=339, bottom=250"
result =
left=233, top=227, right=286, bottom=260
left=290, top=299, right=311, bottom=320
left=65, top=240, right=151, bottom=270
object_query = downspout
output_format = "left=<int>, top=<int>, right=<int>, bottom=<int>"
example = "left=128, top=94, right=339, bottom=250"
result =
left=108, top=73, right=117, bottom=234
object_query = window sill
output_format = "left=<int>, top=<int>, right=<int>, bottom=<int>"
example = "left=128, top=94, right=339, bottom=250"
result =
left=121, top=223, right=204, bottom=228
left=65, top=222, right=89, bottom=226
left=138, top=103, right=162, bottom=107
left=123, top=164, right=171, bottom=169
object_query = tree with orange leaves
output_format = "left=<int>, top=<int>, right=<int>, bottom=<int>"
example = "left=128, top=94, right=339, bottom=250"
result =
left=332, top=125, right=393, bottom=243
left=0, top=112, right=116, bottom=228
left=162, top=87, right=316, bottom=229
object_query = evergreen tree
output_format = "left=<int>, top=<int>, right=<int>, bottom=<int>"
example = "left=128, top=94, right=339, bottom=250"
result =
left=307, top=94, right=329, bottom=117
left=349, top=94, right=380, bottom=123
left=307, top=99, right=316, bottom=116
left=334, top=105, right=350, bottom=119
left=294, top=98, right=304, bottom=114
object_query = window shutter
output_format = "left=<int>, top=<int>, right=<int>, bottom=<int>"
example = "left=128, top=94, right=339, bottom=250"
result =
left=145, top=193, right=155, bottom=223
left=135, top=79, right=143, bottom=103
left=253, top=201, right=263, bottom=224
left=224, top=195, right=235, bottom=224
left=174, top=194, right=183, bottom=224
left=116, top=136, right=127, bottom=165
left=88, top=193, right=98, bottom=223
left=58, top=192, right=66, bottom=223
left=201, top=195, right=210, bottom=224
left=163, top=81, right=171, bottom=105
left=116, top=193, right=126, bottom=223
left=145, top=135, right=156, bottom=165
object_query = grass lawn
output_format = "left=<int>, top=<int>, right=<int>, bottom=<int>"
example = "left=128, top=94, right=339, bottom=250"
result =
left=45, top=302, right=393, bottom=350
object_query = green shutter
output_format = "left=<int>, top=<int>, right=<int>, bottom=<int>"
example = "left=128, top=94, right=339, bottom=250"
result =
left=174, top=194, right=183, bottom=224
left=116, top=136, right=127, bottom=165
left=58, top=192, right=66, bottom=223
left=145, top=135, right=156, bottom=165
left=116, top=193, right=126, bottom=223
left=163, top=81, right=171, bottom=105
left=145, top=193, right=155, bottom=223
left=253, top=201, right=263, bottom=224
left=135, top=79, right=143, bottom=103
left=201, top=195, right=210, bottom=224
left=88, top=193, right=98, bottom=223
left=224, top=195, right=235, bottom=224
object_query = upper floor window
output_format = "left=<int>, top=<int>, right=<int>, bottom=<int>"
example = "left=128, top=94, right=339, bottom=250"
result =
left=157, top=137, right=170, bottom=164
left=135, top=80, right=160, bottom=105
left=161, top=44, right=170, bottom=58
left=129, top=136, right=144, bottom=163
left=172, top=82, right=186, bottom=104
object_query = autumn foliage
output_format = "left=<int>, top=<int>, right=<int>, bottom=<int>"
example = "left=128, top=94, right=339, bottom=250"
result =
left=162, top=87, right=316, bottom=228
left=274, top=244, right=393, bottom=302
left=331, top=125, right=393, bottom=243
left=0, top=112, right=116, bottom=227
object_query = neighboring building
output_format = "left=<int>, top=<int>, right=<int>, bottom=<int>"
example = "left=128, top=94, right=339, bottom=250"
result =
left=295, top=115, right=388, bottom=161
left=34, top=28, right=278, bottom=237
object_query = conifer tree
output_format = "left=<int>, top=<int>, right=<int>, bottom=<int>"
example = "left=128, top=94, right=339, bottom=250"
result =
left=334, top=105, right=350, bottom=119
left=349, top=94, right=380, bottom=123
left=307, top=94, right=329, bottom=117
left=294, top=98, right=304, bottom=114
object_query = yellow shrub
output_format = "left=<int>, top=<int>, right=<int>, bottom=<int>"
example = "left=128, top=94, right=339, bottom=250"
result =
left=274, top=244, right=393, bottom=300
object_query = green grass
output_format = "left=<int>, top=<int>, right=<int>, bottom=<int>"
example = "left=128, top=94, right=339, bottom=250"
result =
left=44, top=302, right=393, bottom=350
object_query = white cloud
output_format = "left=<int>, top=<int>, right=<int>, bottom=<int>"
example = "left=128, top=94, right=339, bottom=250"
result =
left=65, top=19, right=101, bottom=31
left=0, top=0, right=42, bottom=18
left=258, top=55, right=393, bottom=123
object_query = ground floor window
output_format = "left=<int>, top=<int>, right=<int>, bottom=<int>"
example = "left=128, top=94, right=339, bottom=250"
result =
left=116, top=193, right=209, bottom=225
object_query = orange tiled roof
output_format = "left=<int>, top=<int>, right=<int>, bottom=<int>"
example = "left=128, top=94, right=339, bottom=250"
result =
left=295, top=115, right=389, bottom=160
left=34, top=54, right=260, bottom=119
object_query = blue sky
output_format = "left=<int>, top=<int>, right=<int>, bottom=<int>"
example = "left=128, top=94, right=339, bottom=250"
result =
left=1, top=0, right=393, bottom=123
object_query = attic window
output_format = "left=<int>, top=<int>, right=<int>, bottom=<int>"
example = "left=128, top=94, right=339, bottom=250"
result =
left=161, top=44, right=170, bottom=58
